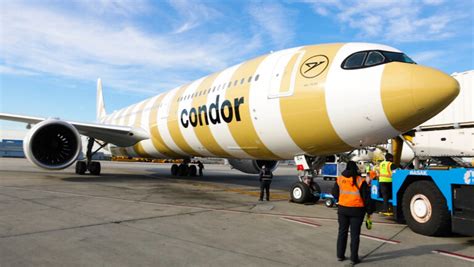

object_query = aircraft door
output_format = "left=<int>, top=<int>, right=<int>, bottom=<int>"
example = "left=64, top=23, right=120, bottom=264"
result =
left=268, top=51, right=305, bottom=98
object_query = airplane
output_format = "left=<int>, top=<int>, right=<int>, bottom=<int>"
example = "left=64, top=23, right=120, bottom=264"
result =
left=0, top=43, right=459, bottom=187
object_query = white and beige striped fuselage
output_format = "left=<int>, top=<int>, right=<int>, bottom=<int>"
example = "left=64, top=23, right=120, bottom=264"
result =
left=102, top=43, right=459, bottom=160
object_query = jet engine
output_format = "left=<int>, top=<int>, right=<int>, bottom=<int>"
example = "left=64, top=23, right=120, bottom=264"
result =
left=23, top=119, right=82, bottom=170
left=227, top=159, right=278, bottom=174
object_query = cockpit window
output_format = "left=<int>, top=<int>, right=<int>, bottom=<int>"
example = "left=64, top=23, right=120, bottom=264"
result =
left=342, top=50, right=416, bottom=70
left=382, top=51, right=416, bottom=64
left=365, top=51, right=385, bottom=66
left=343, top=52, right=367, bottom=69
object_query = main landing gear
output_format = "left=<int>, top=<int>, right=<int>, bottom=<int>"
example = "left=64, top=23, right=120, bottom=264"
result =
left=170, top=159, right=199, bottom=177
left=75, top=137, right=108, bottom=175
left=290, top=155, right=325, bottom=204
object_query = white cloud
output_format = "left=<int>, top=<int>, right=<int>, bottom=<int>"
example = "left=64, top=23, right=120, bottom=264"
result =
left=410, top=50, right=444, bottom=64
left=75, top=0, right=152, bottom=16
left=248, top=2, right=295, bottom=48
left=168, top=0, right=221, bottom=34
left=302, top=0, right=459, bottom=42
left=0, top=1, right=262, bottom=94
left=0, top=65, right=37, bottom=76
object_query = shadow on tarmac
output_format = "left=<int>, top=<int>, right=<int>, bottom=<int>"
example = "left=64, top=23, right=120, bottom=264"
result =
left=61, top=166, right=336, bottom=193
left=362, top=243, right=470, bottom=263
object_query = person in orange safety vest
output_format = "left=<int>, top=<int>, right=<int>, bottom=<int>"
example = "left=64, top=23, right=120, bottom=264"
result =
left=332, top=161, right=373, bottom=266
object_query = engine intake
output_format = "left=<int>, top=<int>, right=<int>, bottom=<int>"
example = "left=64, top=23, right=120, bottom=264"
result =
left=24, top=119, right=82, bottom=170
left=227, top=159, right=278, bottom=174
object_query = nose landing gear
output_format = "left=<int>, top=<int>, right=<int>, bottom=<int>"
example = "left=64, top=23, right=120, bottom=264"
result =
left=290, top=155, right=325, bottom=204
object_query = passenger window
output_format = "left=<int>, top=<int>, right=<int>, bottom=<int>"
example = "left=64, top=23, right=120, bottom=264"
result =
left=248, top=76, right=252, bottom=83
left=234, top=80, right=238, bottom=86
left=240, top=78, right=244, bottom=84
left=255, top=74, right=259, bottom=81
left=343, top=52, right=367, bottom=69
left=365, top=51, right=385, bottom=66
left=228, top=82, right=231, bottom=88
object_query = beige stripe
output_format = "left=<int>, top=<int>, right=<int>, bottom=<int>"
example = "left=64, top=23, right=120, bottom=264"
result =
left=122, top=105, right=134, bottom=126
left=190, top=74, right=232, bottom=157
left=167, top=84, right=203, bottom=156
left=280, top=44, right=351, bottom=155
left=226, top=55, right=281, bottom=159
left=133, top=100, right=152, bottom=158
left=149, top=94, right=184, bottom=158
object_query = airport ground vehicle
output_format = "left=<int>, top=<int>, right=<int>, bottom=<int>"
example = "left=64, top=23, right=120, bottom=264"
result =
left=370, top=168, right=474, bottom=236
left=321, top=162, right=346, bottom=181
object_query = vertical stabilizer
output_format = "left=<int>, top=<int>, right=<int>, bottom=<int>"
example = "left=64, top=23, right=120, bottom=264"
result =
left=96, top=78, right=107, bottom=122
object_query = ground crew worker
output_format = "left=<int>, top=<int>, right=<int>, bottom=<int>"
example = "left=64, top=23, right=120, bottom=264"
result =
left=197, top=161, right=204, bottom=176
left=379, top=153, right=396, bottom=215
left=367, top=162, right=377, bottom=185
left=332, top=161, right=372, bottom=266
left=259, top=165, right=273, bottom=201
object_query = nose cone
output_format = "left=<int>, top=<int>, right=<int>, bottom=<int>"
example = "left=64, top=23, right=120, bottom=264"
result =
left=411, top=66, right=459, bottom=116
left=381, top=63, right=459, bottom=133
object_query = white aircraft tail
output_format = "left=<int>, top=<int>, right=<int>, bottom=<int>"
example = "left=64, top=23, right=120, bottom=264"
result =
left=96, top=78, right=107, bottom=122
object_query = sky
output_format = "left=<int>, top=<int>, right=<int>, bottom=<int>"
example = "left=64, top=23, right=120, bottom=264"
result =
left=1, top=0, right=473, bottom=134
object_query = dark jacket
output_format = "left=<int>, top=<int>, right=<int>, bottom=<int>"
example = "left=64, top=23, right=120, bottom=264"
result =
left=259, top=169, right=273, bottom=181
left=332, top=169, right=373, bottom=216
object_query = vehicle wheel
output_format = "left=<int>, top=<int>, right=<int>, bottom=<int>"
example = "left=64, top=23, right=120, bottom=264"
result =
left=290, top=182, right=311, bottom=203
left=402, top=181, right=451, bottom=236
left=89, top=161, right=101, bottom=175
left=171, top=164, right=179, bottom=176
left=178, top=164, right=188, bottom=176
left=325, top=198, right=334, bottom=208
left=188, top=165, right=197, bottom=176
left=75, top=161, right=87, bottom=175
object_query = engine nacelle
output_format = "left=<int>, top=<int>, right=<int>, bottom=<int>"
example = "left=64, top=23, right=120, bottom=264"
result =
left=227, top=159, right=278, bottom=174
left=24, top=119, right=82, bottom=170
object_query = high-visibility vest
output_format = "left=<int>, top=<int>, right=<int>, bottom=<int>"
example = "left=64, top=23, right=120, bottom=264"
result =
left=369, top=170, right=377, bottom=179
left=379, top=161, right=392, bottom=183
left=337, top=175, right=364, bottom=208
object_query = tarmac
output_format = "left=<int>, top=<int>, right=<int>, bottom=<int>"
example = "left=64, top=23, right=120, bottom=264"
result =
left=0, top=158, right=472, bottom=266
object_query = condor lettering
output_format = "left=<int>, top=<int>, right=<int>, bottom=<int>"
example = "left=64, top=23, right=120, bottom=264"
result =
left=180, top=96, right=244, bottom=128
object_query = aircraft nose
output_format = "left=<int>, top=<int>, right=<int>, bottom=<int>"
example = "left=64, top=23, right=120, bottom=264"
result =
left=381, top=63, right=459, bottom=133
left=411, top=66, right=459, bottom=115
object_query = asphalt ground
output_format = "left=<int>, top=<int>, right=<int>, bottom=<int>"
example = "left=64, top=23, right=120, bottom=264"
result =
left=0, top=158, right=472, bottom=266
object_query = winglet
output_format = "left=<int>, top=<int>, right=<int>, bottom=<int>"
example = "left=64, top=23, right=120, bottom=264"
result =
left=96, top=78, right=107, bottom=122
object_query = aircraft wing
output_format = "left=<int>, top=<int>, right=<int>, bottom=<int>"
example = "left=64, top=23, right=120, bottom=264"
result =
left=0, top=112, right=149, bottom=147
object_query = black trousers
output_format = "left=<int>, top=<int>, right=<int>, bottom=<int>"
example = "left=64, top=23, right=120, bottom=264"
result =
left=380, top=182, right=392, bottom=212
left=337, top=213, right=364, bottom=261
left=260, top=180, right=271, bottom=200
left=198, top=168, right=203, bottom=176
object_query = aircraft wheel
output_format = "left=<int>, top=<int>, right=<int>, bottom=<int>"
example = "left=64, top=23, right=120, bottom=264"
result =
left=402, top=181, right=451, bottom=236
left=89, top=161, right=101, bottom=175
left=188, top=165, right=197, bottom=177
left=75, top=161, right=87, bottom=175
left=178, top=164, right=188, bottom=176
left=290, top=182, right=311, bottom=203
left=171, top=164, right=179, bottom=176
